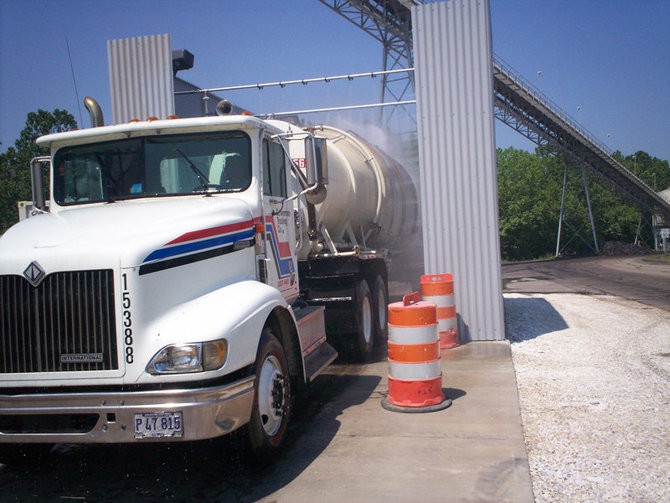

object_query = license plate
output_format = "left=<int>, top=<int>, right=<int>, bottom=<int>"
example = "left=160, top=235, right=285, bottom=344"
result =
left=134, top=412, right=183, bottom=439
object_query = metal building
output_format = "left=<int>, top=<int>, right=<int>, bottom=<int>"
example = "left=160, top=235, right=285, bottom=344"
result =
left=412, top=0, right=505, bottom=341
left=108, top=34, right=175, bottom=124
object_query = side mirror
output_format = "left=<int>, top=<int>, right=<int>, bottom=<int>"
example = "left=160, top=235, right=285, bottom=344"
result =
left=30, top=156, right=51, bottom=212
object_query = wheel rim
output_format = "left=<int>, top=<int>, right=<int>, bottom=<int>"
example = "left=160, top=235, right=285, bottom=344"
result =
left=256, top=355, right=286, bottom=437
left=362, top=295, right=373, bottom=345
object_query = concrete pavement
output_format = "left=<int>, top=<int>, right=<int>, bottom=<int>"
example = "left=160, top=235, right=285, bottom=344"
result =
left=247, top=342, right=534, bottom=503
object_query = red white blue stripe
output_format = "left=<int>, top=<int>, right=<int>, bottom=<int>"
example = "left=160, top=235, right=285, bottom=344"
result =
left=143, top=220, right=255, bottom=263
left=260, top=216, right=295, bottom=278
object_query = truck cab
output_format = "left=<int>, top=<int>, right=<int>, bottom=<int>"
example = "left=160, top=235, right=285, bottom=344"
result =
left=0, top=115, right=340, bottom=460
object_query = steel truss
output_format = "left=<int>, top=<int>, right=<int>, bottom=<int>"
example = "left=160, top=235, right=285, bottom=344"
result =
left=493, top=57, right=670, bottom=224
left=318, top=0, right=670, bottom=235
left=555, top=164, right=600, bottom=256
left=317, top=0, right=418, bottom=124
left=493, top=94, right=600, bottom=255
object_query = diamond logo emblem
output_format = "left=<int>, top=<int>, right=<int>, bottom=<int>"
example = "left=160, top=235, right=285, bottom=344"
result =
left=23, top=261, right=46, bottom=287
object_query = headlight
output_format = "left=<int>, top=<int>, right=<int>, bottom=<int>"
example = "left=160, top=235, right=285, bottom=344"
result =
left=146, top=340, right=228, bottom=375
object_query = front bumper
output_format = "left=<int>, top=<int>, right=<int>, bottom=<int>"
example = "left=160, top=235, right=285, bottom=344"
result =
left=0, top=376, right=255, bottom=443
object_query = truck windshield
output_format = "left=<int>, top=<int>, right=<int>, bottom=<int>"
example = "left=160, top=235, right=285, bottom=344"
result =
left=53, top=131, right=251, bottom=205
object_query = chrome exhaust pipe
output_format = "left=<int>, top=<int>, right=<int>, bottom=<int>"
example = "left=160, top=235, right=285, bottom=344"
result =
left=84, top=96, right=104, bottom=127
left=216, top=99, right=233, bottom=116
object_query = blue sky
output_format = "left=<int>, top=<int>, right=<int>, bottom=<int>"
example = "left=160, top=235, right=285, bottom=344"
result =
left=1, top=0, right=668, bottom=161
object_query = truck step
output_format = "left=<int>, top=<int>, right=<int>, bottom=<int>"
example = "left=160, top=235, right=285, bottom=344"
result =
left=303, top=340, right=338, bottom=383
left=294, top=305, right=338, bottom=382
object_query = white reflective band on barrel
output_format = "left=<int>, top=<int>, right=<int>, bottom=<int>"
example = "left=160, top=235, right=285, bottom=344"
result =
left=422, top=294, right=455, bottom=307
left=388, top=323, right=438, bottom=344
left=438, top=317, right=458, bottom=330
left=388, top=360, right=442, bottom=380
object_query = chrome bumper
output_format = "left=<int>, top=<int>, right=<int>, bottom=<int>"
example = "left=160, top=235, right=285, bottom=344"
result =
left=0, top=376, right=255, bottom=443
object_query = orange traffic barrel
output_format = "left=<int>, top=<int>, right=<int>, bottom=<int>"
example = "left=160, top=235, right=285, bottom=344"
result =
left=381, top=292, right=452, bottom=413
left=421, top=273, right=459, bottom=349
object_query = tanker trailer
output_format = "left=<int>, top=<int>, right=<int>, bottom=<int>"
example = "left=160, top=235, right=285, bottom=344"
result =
left=274, top=122, right=421, bottom=359
left=301, top=125, right=419, bottom=258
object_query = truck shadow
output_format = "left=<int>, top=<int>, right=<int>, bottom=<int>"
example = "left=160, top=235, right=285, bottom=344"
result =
left=0, top=370, right=381, bottom=502
left=241, top=371, right=382, bottom=502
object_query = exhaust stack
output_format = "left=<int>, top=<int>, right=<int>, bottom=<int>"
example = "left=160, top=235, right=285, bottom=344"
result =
left=216, top=100, right=234, bottom=116
left=84, top=96, right=105, bottom=127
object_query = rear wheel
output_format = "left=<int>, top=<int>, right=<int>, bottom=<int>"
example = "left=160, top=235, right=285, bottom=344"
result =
left=248, top=329, right=291, bottom=460
left=352, top=280, right=374, bottom=361
left=370, top=275, right=389, bottom=343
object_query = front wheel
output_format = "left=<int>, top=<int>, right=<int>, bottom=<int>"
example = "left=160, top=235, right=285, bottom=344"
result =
left=248, top=329, right=291, bottom=460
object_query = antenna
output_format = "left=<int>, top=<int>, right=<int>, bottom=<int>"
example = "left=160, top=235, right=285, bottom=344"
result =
left=65, top=37, right=84, bottom=126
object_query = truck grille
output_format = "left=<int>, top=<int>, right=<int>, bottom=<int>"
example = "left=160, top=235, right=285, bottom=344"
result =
left=0, top=270, right=118, bottom=373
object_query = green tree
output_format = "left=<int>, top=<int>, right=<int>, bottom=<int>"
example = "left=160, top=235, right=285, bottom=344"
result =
left=613, top=150, right=670, bottom=192
left=584, top=172, right=643, bottom=245
left=497, top=146, right=669, bottom=261
left=0, top=109, right=77, bottom=233
left=497, top=147, right=564, bottom=260
left=602, top=151, right=670, bottom=245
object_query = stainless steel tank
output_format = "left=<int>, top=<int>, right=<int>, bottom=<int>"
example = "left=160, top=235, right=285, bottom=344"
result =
left=312, top=125, right=419, bottom=254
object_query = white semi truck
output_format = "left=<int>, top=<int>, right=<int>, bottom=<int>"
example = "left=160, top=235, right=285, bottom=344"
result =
left=0, top=101, right=418, bottom=462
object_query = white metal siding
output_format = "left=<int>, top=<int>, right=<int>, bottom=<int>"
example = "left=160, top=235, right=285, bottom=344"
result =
left=108, top=34, right=175, bottom=125
left=412, top=0, right=504, bottom=341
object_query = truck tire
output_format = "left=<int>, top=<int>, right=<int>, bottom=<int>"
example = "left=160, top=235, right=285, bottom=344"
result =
left=0, top=443, right=53, bottom=466
left=352, top=280, right=375, bottom=361
left=248, top=329, right=291, bottom=460
left=370, top=275, right=388, bottom=343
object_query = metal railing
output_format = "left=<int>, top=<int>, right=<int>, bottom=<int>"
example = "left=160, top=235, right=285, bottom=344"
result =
left=492, top=54, right=669, bottom=211
left=493, top=54, right=614, bottom=158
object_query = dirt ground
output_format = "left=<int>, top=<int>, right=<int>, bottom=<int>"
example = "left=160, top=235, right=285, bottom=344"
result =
left=502, top=255, right=670, bottom=311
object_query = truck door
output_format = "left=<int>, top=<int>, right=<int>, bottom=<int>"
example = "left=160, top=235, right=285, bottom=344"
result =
left=261, top=137, right=299, bottom=304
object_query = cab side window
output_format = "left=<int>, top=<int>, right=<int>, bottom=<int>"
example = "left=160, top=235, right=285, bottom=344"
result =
left=263, top=139, right=287, bottom=198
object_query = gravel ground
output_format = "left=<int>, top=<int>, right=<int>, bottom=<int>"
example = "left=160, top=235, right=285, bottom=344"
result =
left=504, top=293, right=670, bottom=502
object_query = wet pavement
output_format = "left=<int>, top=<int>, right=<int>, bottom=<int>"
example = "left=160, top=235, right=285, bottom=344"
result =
left=0, top=342, right=533, bottom=502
